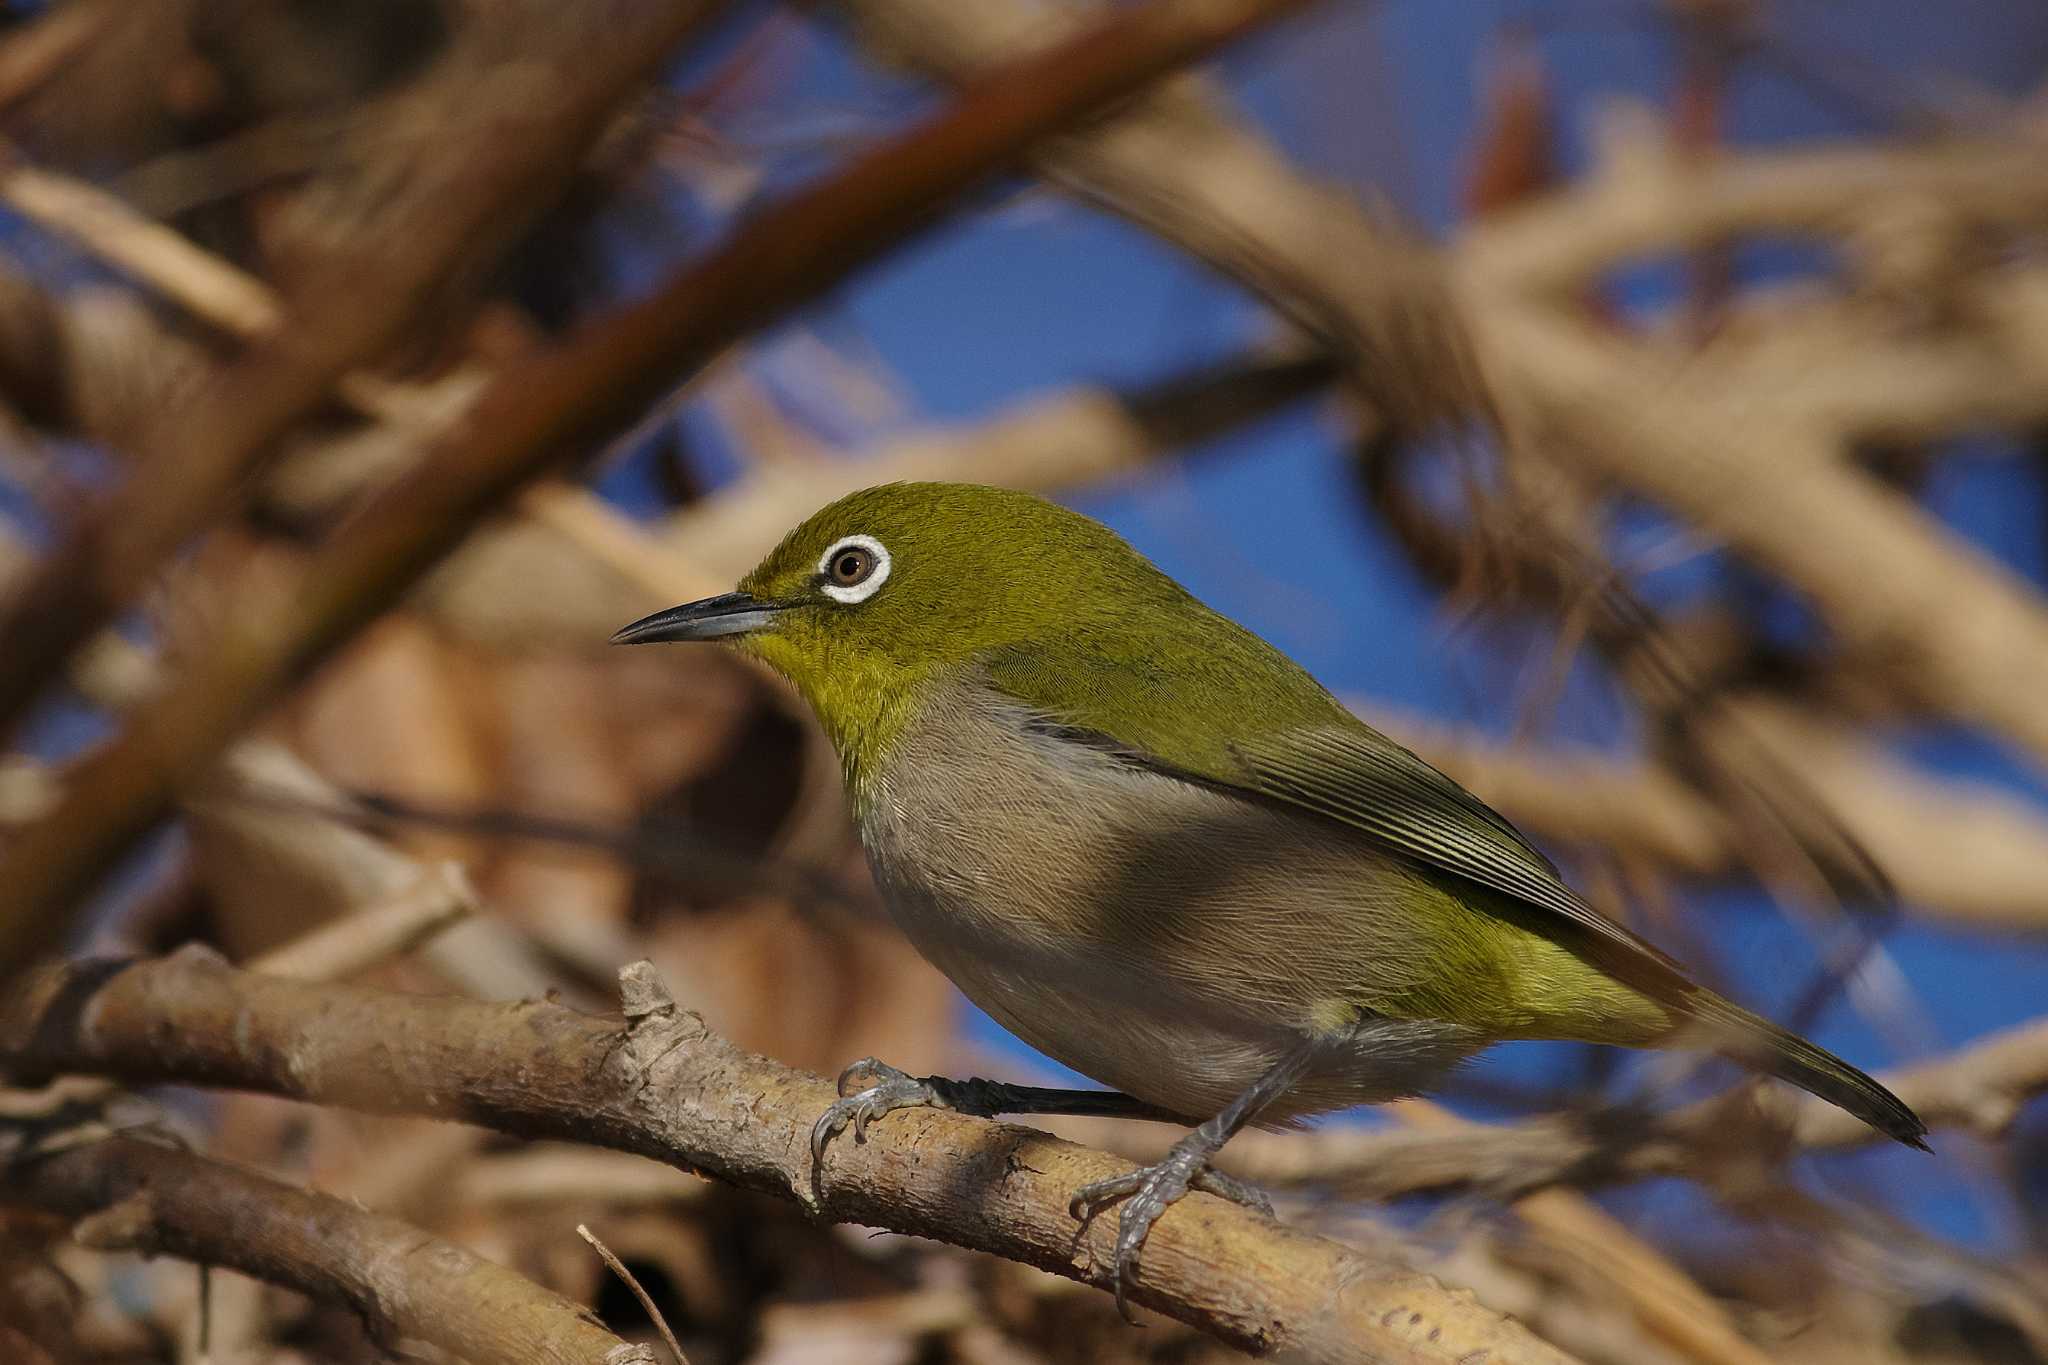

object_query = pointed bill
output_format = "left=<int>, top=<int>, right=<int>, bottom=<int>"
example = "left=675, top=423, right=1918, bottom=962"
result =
left=612, top=593, right=783, bottom=644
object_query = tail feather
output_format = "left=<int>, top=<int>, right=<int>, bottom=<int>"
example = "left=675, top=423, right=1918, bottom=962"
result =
left=1686, top=992, right=1929, bottom=1150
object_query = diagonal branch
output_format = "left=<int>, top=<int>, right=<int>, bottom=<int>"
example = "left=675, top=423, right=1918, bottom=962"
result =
left=0, top=0, right=1322, bottom=974
left=1474, top=303, right=2048, bottom=776
left=833, top=0, right=1480, bottom=433
left=1374, top=703, right=2048, bottom=935
left=2, top=1135, right=651, bottom=1365
left=0, top=0, right=735, bottom=741
left=0, top=948, right=1582, bottom=1365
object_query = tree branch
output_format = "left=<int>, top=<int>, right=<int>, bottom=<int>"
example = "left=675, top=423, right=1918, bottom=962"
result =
left=0, top=949, right=1583, bottom=1365
left=2, top=1135, right=651, bottom=1365
left=1473, top=301, right=2048, bottom=777
left=650, top=348, right=1336, bottom=586
left=1460, top=112, right=2048, bottom=297
left=1375, top=703, right=2048, bottom=935
left=0, top=0, right=738, bottom=744
left=832, top=0, right=1480, bottom=433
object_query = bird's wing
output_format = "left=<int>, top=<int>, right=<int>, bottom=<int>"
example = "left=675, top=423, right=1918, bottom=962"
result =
left=1223, top=723, right=1689, bottom=986
left=982, top=640, right=1692, bottom=996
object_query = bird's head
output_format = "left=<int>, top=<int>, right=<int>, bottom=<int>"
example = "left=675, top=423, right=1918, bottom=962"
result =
left=614, top=482, right=1178, bottom=765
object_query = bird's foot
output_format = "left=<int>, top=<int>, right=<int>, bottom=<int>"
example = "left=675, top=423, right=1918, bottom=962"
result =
left=809, top=1058, right=966, bottom=1164
left=1067, top=1139, right=1276, bottom=1322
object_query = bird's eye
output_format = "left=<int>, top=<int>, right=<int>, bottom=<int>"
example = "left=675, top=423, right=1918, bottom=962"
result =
left=815, top=534, right=891, bottom=604
left=830, top=547, right=875, bottom=586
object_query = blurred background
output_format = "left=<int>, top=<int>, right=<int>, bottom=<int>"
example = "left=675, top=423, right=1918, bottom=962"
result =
left=0, top=0, right=2046, bottom=1361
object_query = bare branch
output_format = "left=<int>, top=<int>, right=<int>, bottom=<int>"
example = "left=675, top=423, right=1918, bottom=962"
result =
left=1473, top=302, right=2048, bottom=776
left=652, top=348, right=1335, bottom=585
left=243, top=860, right=476, bottom=982
left=0, top=0, right=736, bottom=743
left=0, top=949, right=1584, bottom=1365
left=1376, top=703, right=2048, bottom=934
left=3, top=1135, right=652, bottom=1365
left=834, top=0, right=1479, bottom=432
left=189, top=739, right=570, bottom=1002
left=1461, top=109, right=2048, bottom=296
left=580, top=1223, right=691, bottom=1365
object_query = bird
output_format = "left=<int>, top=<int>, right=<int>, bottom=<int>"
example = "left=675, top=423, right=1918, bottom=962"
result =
left=613, top=481, right=1928, bottom=1310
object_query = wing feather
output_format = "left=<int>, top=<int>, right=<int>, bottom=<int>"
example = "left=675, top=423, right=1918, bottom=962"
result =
left=982, top=639, right=1692, bottom=999
left=1226, top=725, right=1690, bottom=987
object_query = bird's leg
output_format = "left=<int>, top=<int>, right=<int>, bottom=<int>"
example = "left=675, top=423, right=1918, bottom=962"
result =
left=809, top=1057, right=1185, bottom=1165
left=1067, top=1039, right=1318, bottom=1321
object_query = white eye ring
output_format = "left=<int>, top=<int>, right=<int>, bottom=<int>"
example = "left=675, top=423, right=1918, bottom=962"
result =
left=817, top=534, right=891, bottom=604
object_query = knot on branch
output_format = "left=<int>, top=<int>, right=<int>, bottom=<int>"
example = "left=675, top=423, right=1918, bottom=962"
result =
left=70, top=1192, right=159, bottom=1254
left=618, top=958, right=679, bottom=1023
left=612, top=959, right=712, bottom=1090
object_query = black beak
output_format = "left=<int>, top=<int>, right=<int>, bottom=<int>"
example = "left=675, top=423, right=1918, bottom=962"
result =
left=611, top=593, right=784, bottom=645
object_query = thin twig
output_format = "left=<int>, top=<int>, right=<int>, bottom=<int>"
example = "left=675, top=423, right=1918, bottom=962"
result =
left=580, top=1222, right=692, bottom=1365
left=245, top=861, right=477, bottom=981
left=0, top=0, right=736, bottom=747
left=1069, top=1014, right=2048, bottom=1203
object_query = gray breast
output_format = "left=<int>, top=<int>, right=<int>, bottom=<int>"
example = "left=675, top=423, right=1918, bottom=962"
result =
left=855, top=683, right=1483, bottom=1120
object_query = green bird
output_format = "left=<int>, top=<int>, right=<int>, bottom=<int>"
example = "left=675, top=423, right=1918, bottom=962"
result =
left=614, top=481, right=1927, bottom=1306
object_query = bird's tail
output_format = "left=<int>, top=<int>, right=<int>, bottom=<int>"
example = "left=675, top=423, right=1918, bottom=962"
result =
left=1684, top=991, right=1929, bottom=1150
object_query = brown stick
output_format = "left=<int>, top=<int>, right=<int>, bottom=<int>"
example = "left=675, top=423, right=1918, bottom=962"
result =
left=0, top=0, right=734, bottom=742
left=3, top=1135, right=650, bottom=1365
left=1474, top=303, right=2048, bottom=776
left=650, top=348, right=1337, bottom=584
left=0, top=949, right=1583, bottom=1365
left=579, top=1224, right=691, bottom=1365
left=0, top=0, right=1321, bottom=974
left=1371, top=703, right=2048, bottom=935
left=834, top=0, right=1479, bottom=433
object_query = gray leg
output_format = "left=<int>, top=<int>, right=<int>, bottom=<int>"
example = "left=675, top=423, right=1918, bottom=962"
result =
left=809, top=1058, right=1186, bottom=1164
left=1067, top=1039, right=1317, bottom=1321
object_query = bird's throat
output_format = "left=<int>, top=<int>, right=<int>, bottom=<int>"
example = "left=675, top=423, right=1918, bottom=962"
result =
left=735, top=632, right=939, bottom=816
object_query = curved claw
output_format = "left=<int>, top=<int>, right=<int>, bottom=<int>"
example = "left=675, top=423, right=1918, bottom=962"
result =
left=1068, top=1171, right=1141, bottom=1226
left=809, top=1103, right=849, bottom=1166
left=809, top=1060, right=948, bottom=1175
left=835, top=1056, right=904, bottom=1097
left=810, top=1087, right=886, bottom=1164
left=1066, top=1153, right=1278, bottom=1323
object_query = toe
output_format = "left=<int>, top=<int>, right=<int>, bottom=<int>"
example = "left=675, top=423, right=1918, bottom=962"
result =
left=809, top=1106, right=848, bottom=1164
left=1192, top=1168, right=1275, bottom=1218
left=1108, top=1186, right=1172, bottom=1322
left=835, top=1057, right=891, bottom=1095
left=1113, top=1269, right=1141, bottom=1325
left=1070, top=1157, right=1204, bottom=1320
left=1067, top=1171, right=1142, bottom=1223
